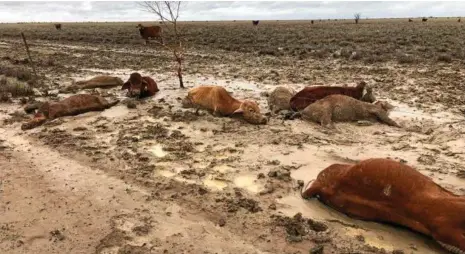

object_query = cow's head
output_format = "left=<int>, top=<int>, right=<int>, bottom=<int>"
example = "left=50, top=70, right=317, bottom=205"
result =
left=181, top=95, right=194, bottom=109
left=361, top=86, right=376, bottom=103
left=21, top=109, right=48, bottom=130
left=356, top=80, right=367, bottom=91
left=122, top=72, right=147, bottom=98
left=233, top=100, right=268, bottom=125
left=374, top=101, right=395, bottom=113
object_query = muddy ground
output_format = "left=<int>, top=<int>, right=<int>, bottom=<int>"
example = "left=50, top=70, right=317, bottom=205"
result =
left=1, top=20, right=465, bottom=254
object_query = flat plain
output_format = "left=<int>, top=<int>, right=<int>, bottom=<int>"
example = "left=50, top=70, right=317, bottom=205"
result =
left=1, top=18, right=464, bottom=254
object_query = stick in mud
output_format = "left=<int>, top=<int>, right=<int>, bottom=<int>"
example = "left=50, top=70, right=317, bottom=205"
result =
left=20, top=32, right=38, bottom=83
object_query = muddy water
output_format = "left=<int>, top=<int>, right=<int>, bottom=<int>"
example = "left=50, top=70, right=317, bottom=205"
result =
left=149, top=144, right=168, bottom=158
left=100, top=105, right=129, bottom=118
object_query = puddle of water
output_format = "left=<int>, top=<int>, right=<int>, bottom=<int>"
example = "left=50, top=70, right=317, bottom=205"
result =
left=157, top=169, right=176, bottom=178
left=100, top=105, right=129, bottom=118
left=212, top=165, right=234, bottom=173
left=233, top=174, right=264, bottom=193
left=278, top=194, right=445, bottom=254
left=203, top=175, right=228, bottom=191
left=344, top=227, right=395, bottom=252
left=150, top=144, right=167, bottom=158
left=387, top=100, right=462, bottom=124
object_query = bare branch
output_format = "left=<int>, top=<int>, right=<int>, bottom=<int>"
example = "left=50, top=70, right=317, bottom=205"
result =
left=137, top=1, right=186, bottom=88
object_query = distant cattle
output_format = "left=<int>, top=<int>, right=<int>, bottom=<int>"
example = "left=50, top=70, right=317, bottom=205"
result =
left=122, top=72, right=159, bottom=98
left=289, top=81, right=367, bottom=111
left=458, top=18, right=461, bottom=23
left=182, top=85, right=267, bottom=125
left=311, top=20, right=314, bottom=24
left=422, top=18, right=428, bottom=22
left=137, top=24, right=163, bottom=45
left=252, top=20, right=259, bottom=26
left=54, top=23, right=62, bottom=30
left=408, top=18, right=413, bottom=22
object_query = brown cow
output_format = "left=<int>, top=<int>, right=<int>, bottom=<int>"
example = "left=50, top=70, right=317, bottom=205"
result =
left=301, top=158, right=465, bottom=254
left=121, top=72, right=159, bottom=98
left=62, top=76, right=124, bottom=92
left=290, top=81, right=366, bottom=111
left=137, top=24, right=163, bottom=44
left=422, top=18, right=428, bottom=22
left=252, top=20, right=259, bottom=26
left=267, top=86, right=296, bottom=114
left=408, top=18, right=413, bottom=22
left=55, top=23, right=62, bottom=30
left=292, top=94, right=399, bottom=128
left=182, top=85, right=267, bottom=125
left=21, top=94, right=119, bottom=130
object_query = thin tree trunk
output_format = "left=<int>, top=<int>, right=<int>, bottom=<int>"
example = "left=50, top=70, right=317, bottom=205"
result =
left=20, top=32, right=38, bottom=83
left=177, top=64, right=184, bottom=88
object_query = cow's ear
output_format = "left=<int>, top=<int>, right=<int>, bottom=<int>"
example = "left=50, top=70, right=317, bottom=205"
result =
left=122, top=81, right=130, bottom=90
left=233, top=103, right=244, bottom=113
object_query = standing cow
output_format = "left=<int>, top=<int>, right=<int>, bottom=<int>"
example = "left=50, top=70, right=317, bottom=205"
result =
left=252, top=20, right=259, bottom=26
left=422, top=18, right=428, bottom=22
left=137, top=24, right=163, bottom=45
left=55, top=23, right=62, bottom=30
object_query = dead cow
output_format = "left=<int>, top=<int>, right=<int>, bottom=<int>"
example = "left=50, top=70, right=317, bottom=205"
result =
left=21, top=94, right=119, bottom=130
left=62, top=76, right=124, bottom=92
left=182, top=85, right=267, bottom=125
left=292, top=94, right=399, bottom=129
left=55, top=23, right=62, bottom=30
left=121, top=72, right=159, bottom=98
left=137, top=24, right=163, bottom=44
left=290, top=81, right=366, bottom=111
left=301, top=158, right=465, bottom=254
left=267, top=86, right=296, bottom=114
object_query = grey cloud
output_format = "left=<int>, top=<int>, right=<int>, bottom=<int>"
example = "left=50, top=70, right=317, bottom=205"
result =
left=0, top=1, right=463, bottom=23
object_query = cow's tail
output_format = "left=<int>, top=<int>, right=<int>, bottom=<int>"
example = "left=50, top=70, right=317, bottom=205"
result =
left=300, top=179, right=319, bottom=200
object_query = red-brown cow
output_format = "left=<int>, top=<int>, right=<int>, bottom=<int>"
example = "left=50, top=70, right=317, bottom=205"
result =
left=182, top=85, right=267, bottom=125
left=21, top=94, right=119, bottom=130
left=121, top=72, right=159, bottom=98
left=290, top=81, right=366, bottom=111
left=137, top=24, right=163, bottom=44
left=301, top=158, right=465, bottom=254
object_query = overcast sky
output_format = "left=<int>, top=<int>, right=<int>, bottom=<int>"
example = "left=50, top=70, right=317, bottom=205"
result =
left=0, top=1, right=463, bottom=23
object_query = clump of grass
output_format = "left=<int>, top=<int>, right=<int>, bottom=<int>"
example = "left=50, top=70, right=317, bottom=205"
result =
left=397, top=54, right=417, bottom=64
left=437, top=54, right=452, bottom=63
left=0, top=76, right=34, bottom=97
left=0, top=66, right=33, bottom=82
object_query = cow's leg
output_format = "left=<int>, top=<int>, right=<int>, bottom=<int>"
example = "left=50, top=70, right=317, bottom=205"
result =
left=320, top=111, right=335, bottom=129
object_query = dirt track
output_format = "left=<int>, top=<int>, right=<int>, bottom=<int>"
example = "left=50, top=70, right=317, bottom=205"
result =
left=1, top=20, right=465, bottom=254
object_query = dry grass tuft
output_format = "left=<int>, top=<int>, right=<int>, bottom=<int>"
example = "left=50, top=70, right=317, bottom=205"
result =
left=0, top=76, right=34, bottom=97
